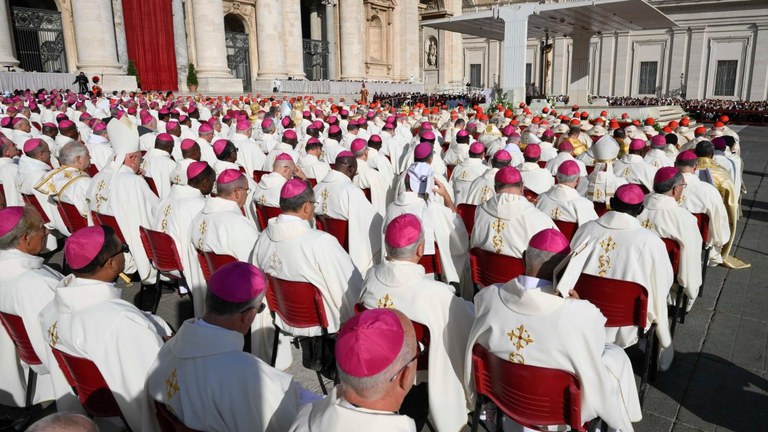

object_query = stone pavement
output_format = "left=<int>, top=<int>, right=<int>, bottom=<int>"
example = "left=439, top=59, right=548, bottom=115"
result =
left=2, top=127, right=766, bottom=431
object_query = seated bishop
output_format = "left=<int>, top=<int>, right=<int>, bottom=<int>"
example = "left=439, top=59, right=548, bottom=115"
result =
left=450, top=142, right=488, bottom=205
left=359, top=214, right=475, bottom=432
left=297, top=138, right=331, bottom=183
left=536, top=160, right=598, bottom=228
left=463, top=150, right=513, bottom=205
left=465, top=229, right=642, bottom=431
left=254, top=153, right=300, bottom=209
left=142, top=133, right=177, bottom=198
left=34, top=141, right=93, bottom=229
left=518, top=144, right=555, bottom=195
left=350, top=139, right=390, bottom=217
left=613, top=139, right=658, bottom=192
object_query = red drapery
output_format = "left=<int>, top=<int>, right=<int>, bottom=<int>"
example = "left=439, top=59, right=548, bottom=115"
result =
left=121, top=0, right=178, bottom=91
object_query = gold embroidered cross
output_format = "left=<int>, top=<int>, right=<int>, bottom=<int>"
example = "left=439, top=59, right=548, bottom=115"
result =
left=550, top=206, right=563, bottom=220
left=165, top=368, right=180, bottom=400
left=63, top=170, right=74, bottom=180
left=320, top=189, right=330, bottom=213
left=257, top=194, right=267, bottom=205
left=492, top=218, right=506, bottom=234
left=47, top=322, right=59, bottom=347
left=161, top=205, right=172, bottom=232
left=196, top=220, right=208, bottom=250
left=641, top=219, right=655, bottom=230
left=377, top=294, right=394, bottom=309
left=480, top=185, right=492, bottom=203
left=600, top=236, right=616, bottom=253
left=459, top=170, right=468, bottom=180
left=267, top=253, right=282, bottom=275
left=507, top=324, right=534, bottom=351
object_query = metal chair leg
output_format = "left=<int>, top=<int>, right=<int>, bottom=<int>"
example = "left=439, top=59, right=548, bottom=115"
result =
left=151, top=274, right=164, bottom=315
left=11, top=369, right=37, bottom=431
left=670, top=288, right=684, bottom=338
left=470, top=399, right=482, bottom=432
left=270, top=324, right=279, bottom=367
left=316, top=371, right=328, bottom=395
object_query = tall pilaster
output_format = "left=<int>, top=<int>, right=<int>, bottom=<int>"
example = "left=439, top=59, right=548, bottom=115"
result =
left=498, top=5, right=533, bottom=104
left=569, top=32, right=592, bottom=106
left=111, top=0, right=128, bottom=69
left=282, top=0, right=305, bottom=79
left=323, top=0, right=338, bottom=80
left=255, top=0, right=286, bottom=80
left=0, top=0, right=19, bottom=67
left=172, top=0, right=189, bottom=91
left=339, top=0, right=365, bottom=80
left=190, top=0, right=242, bottom=93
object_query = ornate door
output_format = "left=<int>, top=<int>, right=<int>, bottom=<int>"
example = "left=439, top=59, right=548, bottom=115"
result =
left=11, top=7, right=67, bottom=73
left=225, top=31, right=251, bottom=92
left=303, top=39, right=329, bottom=81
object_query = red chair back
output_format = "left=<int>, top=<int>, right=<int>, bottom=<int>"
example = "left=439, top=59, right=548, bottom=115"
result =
left=554, top=220, right=578, bottom=242
left=140, top=227, right=184, bottom=274
left=523, top=188, right=538, bottom=204
left=537, top=160, right=547, bottom=169
left=446, top=165, right=456, bottom=180
left=354, top=304, right=430, bottom=370
left=57, top=201, right=89, bottom=233
left=692, top=213, right=710, bottom=243
left=255, top=204, right=282, bottom=231
left=0, top=184, right=4, bottom=202
left=51, top=348, right=123, bottom=418
left=22, top=193, right=50, bottom=223
left=307, top=178, right=317, bottom=187
left=593, top=201, right=608, bottom=217
left=315, top=215, right=349, bottom=251
left=252, top=170, right=269, bottom=183
left=457, top=203, right=477, bottom=236
left=469, top=247, right=525, bottom=287
left=154, top=401, right=202, bottom=432
left=471, top=344, right=586, bottom=431
left=573, top=274, right=648, bottom=328
left=418, top=243, right=443, bottom=277
left=195, top=249, right=237, bottom=282
left=585, top=165, right=596, bottom=175
left=91, top=211, right=125, bottom=242
left=361, top=187, right=372, bottom=203
left=145, top=177, right=159, bottom=196
left=661, top=238, right=681, bottom=275
left=265, top=275, right=330, bottom=330
left=0, top=312, right=43, bottom=366
left=86, top=165, right=99, bottom=177
left=591, top=135, right=600, bottom=143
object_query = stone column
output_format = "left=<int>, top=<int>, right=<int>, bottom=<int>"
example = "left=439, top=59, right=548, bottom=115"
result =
left=569, top=32, right=592, bottom=106
left=190, top=0, right=242, bottom=93
left=282, top=0, right=305, bottom=79
left=749, top=24, right=768, bottom=100
left=612, top=31, right=631, bottom=96
left=498, top=6, right=533, bottom=105
left=0, top=0, right=19, bottom=67
left=667, top=28, right=687, bottom=98
left=597, top=33, right=615, bottom=96
left=254, top=0, right=285, bottom=82
left=309, top=1, right=321, bottom=40
left=172, top=0, right=189, bottom=92
left=686, top=27, right=707, bottom=100
left=339, top=0, right=365, bottom=80
left=323, top=0, right=338, bottom=80
left=111, top=0, right=128, bottom=69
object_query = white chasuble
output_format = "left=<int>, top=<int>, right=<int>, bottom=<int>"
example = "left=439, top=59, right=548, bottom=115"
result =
left=536, top=184, right=598, bottom=226
left=142, top=148, right=176, bottom=198
left=518, top=162, right=555, bottom=195
left=463, top=168, right=499, bottom=205
left=450, top=158, right=488, bottom=205
left=680, top=172, right=730, bottom=250
left=34, top=165, right=92, bottom=231
left=190, top=196, right=258, bottom=262
left=297, top=154, right=330, bottom=181
left=613, top=155, right=657, bottom=191
left=0, top=157, right=22, bottom=206
left=353, top=158, right=390, bottom=216
left=232, top=134, right=267, bottom=176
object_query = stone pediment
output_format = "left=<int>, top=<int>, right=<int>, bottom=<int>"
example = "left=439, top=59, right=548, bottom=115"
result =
left=420, top=0, right=453, bottom=19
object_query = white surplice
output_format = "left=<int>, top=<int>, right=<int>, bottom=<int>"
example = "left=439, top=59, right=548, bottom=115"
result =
left=169, top=157, right=196, bottom=186
left=34, top=165, right=92, bottom=231
left=450, top=158, right=488, bottom=205
left=643, top=149, right=673, bottom=169
left=680, top=172, right=730, bottom=249
left=85, top=134, right=114, bottom=172
left=0, top=157, right=22, bottom=206
left=315, top=170, right=383, bottom=274
left=545, top=152, right=588, bottom=177
left=536, top=184, right=599, bottom=226
left=571, top=212, right=674, bottom=348
left=353, top=158, right=389, bottom=217
left=190, top=196, right=258, bottom=262
left=465, top=277, right=642, bottom=431
left=297, top=153, right=330, bottom=181
left=380, top=132, right=408, bottom=175
left=40, top=275, right=171, bottom=432
left=153, top=184, right=207, bottom=316
left=613, top=155, right=657, bottom=191
left=638, top=194, right=703, bottom=302
left=146, top=318, right=302, bottom=432
left=142, top=148, right=176, bottom=198
left=518, top=162, right=555, bottom=195
left=360, top=260, right=475, bottom=432
left=289, top=386, right=416, bottom=432
left=232, top=134, right=267, bottom=176
left=367, top=147, right=396, bottom=190
left=471, top=193, right=557, bottom=258
left=254, top=172, right=287, bottom=209
left=463, top=168, right=499, bottom=205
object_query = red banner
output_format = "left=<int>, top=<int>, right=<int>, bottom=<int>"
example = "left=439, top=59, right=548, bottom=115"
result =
left=121, top=0, right=178, bottom=91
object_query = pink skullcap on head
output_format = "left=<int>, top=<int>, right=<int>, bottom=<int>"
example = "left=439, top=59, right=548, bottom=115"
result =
left=414, top=142, right=432, bottom=159
left=187, top=161, right=208, bottom=180
left=529, top=228, right=571, bottom=254
left=420, top=130, right=435, bottom=141
left=58, top=119, right=74, bottom=129
left=368, top=134, right=382, bottom=144
left=93, top=123, right=107, bottom=132
left=0, top=207, right=24, bottom=238
left=236, top=120, right=251, bottom=131
left=629, top=139, right=646, bottom=151
left=336, top=308, right=404, bottom=377
left=213, top=139, right=228, bottom=156
left=208, top=262, right=267, bottom=303
left=127, top=107, right=137, bottom=115
left=141, top=115, right=153, bottom=125
left=340, top=109, right=349, bottom=116
left=558, top=160, right=580, bottom=176
left=493, top=149, right=512, bottom=161
left=558, top=141, right=574, bottom=152
left=469, top=142, right=484, bottom=154
left=502, top=125, right=515, bottom=137
left=523, top=144, right=541, bottom=158
left=329, top=125, right=341, bottom=134
left=217, top=169, right=242, bottom=184
left=281, top=178, right=309, bottom=199
left=276, top=152, right=293, bottom=161
left=336, top=150, right=354, bottom=159
left=615, top=184, right=645, bottom=205
left=351, top=138, right=367, bottom=153
left=385, top=213, right=422, bottom=248
left=180, top=138, right=197, bottom=150
left=0, top=117, right=11, bottom=127
left=712, top=136, right=727, bottom=151
left=65, top=226, right=106, bottom=270
left=257, top=117, right=272, bottom=130
left=654, top=166, right=679, bottom=184
left=159, top=108, right=169, bottom=115
left=42, top=122, right=57, bottom=129
left=195, top=123, right=211, bottom=135
left=542, top=129, right=555, bottom=138
left=156, top=133, right=173, bottom=142
left=676, top=150, right=697, bottom=162
left=307, top=137, right=321, bottom=145
left=650, top=134, right=666, bottom=148
left=421, top=122, right=432, bottom=130
left=281, top=117, right=292, bottom=127
left=495, top=166, right=522, bottom=184
left=282, top=130, right=297, bottom=140
left=165, top=121, right=179, bottom=132
left=457, top=129, right=469, bottom=138
left=23, top=138, right=42, bottom=154
left=328, top=116, right=338, bottom=125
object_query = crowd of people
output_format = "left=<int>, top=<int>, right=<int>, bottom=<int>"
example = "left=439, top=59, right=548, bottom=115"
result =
left=372, top=91, right=488, bottom=110
left=0, top=89, right=751, bottom=431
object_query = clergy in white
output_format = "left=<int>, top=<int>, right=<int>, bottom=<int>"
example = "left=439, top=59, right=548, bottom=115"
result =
left=536, top=160, right=598, bottom=227
left=0, top=136, right=22, bottom=207
left=142, top=134, right=177, bottom=198
left=34, top=141, right=93, bottom=228
left=644, top=135, right=673, bottom=169
left=297, top=138, right=330, bottom=182
left=254, top=153, right=297, bottom=209
left=40, top=226, right=172, bottom=432
left=85, top=123, right=113, bottom=172
left=147, top=262, right=305, bottom=432
left=263, top=130, right=299, bottom=171
left=350, top=139, right=390, bottom=217
left=360, top=214, right=475, bottom=432
left=450, top=142, right=488, bottom=205
left=613, top=139, right=657, bottom=192
left=232, top=120, right=267, bottom=176
left=463, top=150, right=513, bottom=205
left=465, top=229, right=642, bottom=431
left=289, top=309, right=418, bottom=432
left=518, top=144, right=555, bottom=195
left=16, top=139, right=63, bottom=232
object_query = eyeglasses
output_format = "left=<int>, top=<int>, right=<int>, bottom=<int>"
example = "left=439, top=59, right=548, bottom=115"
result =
left=242, top=303, right=266, bottom=315
left=674, top=183, right=687, bottom=189
left=111, top=243, right=130, bottom=258
left=388, top=341, right=425, bottom=383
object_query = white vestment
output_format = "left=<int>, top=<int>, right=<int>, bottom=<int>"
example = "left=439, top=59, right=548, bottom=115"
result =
left=297, top=154, right=330, bottom=181
left=256, top=132, right=278, bottom=154
left=147, top=319, right=302, bottom=432
left=232, top=133, right=267, bottom=176
left=586, top=163, right=628, bottom=204
left=465, top=277, right=642, bottom=431
left=680, top=172, right=729, bottom=249
left=638, top=194, right=703, bottom=302
left=450, top=158, right=488, bottom=205
left=360, top=260, right=475, bottom=432
left=518, top=162, right=555, bottom=195
left=263, top=144, right=299, bottom=171
left=463, top=168, right=499, bottom=205
left=170, top=157, right=196, bottom=186
left=254, top=172, right=287, bottom=209
left=289, top=386, right=416, bottom=432
left=365, top=148, right=396, bottom=190
left=17, top=155, right=63, bottom=231
left=40, top=275, right=171, bottom=432
left=546, top=152, right=588, bottom=177
left=321, top=138, right=345, bottom=164
left=0, top=157, right=21, bottom=206
left=142, top=148, right=177, bottom=198
left=315, top=170, right=383, bottom=274
left=380, top=132, right=408, bottom=175
left=139, top=131, right=158, bottom=152
left=443, top=143, right=470, bottom=166
left=714, top=151, right=743, bottom=195
left=85, top=134, right=114, bottom=172
left=643, top=149, right=673, bottom=169
left=536, top=184, right=599, bottom=226
left=353, top=159, right=390, bottom=217
left=195, top=138, right=218, bottom=165
left=571, top=212, right=674, bottom=348
left=34, top=165, right=92, bottom=231
left=472, top=193, right=557, bottom=258
left=613, top=155, right=657, bottom=191
left=190, top=196, right=258, bottom=262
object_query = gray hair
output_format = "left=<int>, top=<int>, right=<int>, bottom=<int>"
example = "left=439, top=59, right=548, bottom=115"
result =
left=0, top=205, right=39, bottom=250
left=385, top=230, right=424, bottom=260
left=26, top=413, right=98, bottom=432
left=654, top=171, right=683, bottom=195
left=58, top=141, right=88, bottom=166
left=216, top=175, right=246, bottom=197
left=555, top=171, right=580, bottom=185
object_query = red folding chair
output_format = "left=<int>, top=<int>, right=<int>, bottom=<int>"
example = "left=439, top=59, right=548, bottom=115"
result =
left=662, top=238, right=688, bottom=338
left=537, top=160, right=547, bottom=169
left=446, top=164, right=456, bottom=180
left=195, top=249, right=237, bottom=282
left=573, top=274, right=657, bottom=405
left=315, top=214, right=349, bottom=251
left=593, top=201, right=609, bottom=217
left=469, top=247, right=525, bottom=288
left=57, top=201, right=89, bottom=233
left=361, top=187, right=372, bottom=204
left=418, top=242, right=443, bottom=281
left=144, top=177, right=160, bottom=197
left=0, top=313, right=43, bottom=429
left=154, top=401, right=202, bottom=432
left=22, top=193, right=50, bottom=223
left=255, top=204, right=282, bottom=231
left=306, top=178, right=318, bottom=187
left=554, top=220, right=579, bottom=242
left=91, top=211, right=126, bottom=242
left=50, top=348, right=130, bottom=428
left=692, top=213, right=710, bottom=297
left=457, top=203, right=477, bottom=236
left=265, top=275, right=334, bottom=394
left=523, top=188, right=538, bottom=204
left=585, top=165, right=596, bottom=175
left=139, top=227, right=190, bottom=314
left=470, top=344, right=599, bottom=432
left=252, top=170, right=269, bottom=183
left=86, top=164, right=99, bottom=177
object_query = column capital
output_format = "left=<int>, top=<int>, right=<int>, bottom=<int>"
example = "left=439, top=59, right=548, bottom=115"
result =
left=321, top=0, right=337, bottom=6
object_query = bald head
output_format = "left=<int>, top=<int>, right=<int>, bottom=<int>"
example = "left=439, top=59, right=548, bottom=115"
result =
left=216, top=174, right=247, bottom=198
left=272, top=158, right=296, bottom=180
left=27, top=413, right=98, bottom=432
